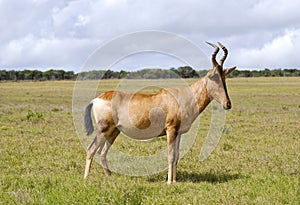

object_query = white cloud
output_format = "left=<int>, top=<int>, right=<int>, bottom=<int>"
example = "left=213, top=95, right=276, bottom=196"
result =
left=233, top=29, right=300, bottom=69
left=104, top=0, right=127, bottom=7
left=1, top=35, right=95, bottom=69
left=75, top=14, right=90, bottom=27
left=0, top=0, right=299, bottom=71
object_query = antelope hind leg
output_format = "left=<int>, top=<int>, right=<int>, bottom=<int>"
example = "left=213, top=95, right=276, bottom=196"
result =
left=84, top=132, right=106, bottom=179
left=84, top=157, right=93, bottom=179
left=98, top=129, right=120, bottom=176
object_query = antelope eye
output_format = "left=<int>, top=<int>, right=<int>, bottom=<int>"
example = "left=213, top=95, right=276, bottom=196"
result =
left=209, top=73, right=220, bottom=82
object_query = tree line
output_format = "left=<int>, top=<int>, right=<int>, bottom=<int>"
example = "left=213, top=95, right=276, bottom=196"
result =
left=0, top=69, right=75, bottom=81
left=0, top=67, right=299, bottom=81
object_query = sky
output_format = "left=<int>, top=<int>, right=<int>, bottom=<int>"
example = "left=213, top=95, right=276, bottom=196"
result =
left=0, top=0, right=299, bottom=72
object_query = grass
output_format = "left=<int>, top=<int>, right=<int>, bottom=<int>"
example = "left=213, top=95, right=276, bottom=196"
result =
left=0, top=77, right=299, bottom=204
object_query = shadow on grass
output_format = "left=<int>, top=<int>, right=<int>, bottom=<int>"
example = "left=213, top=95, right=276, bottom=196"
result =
left=147, top=171, right=245, bottom=184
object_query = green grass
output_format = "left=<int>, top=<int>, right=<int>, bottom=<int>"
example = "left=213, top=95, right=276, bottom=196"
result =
left=0, top=78, right=299, bottom=204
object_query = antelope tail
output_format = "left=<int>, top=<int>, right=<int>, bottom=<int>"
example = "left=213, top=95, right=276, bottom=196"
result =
left=84, top=103, right=94, bottom=136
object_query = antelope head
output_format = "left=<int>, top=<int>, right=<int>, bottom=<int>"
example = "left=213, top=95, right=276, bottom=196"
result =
left=206, top=42, right=236, bottom=110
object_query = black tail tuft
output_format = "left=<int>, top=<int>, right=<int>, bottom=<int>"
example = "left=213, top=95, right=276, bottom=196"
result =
left=84, top=103, right=94, bottom=136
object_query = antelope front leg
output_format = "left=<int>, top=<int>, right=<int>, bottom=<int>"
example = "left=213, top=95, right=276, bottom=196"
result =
left=173, top=134, right=181, bottom=183
left=167, top=128, right=178, bottom=184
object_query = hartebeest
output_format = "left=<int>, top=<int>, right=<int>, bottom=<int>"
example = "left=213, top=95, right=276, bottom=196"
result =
left=84, top=42, right=236, bottom=184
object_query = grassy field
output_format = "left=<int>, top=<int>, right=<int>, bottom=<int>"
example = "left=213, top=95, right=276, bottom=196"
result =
left=0, top=77, right=299, bottom=204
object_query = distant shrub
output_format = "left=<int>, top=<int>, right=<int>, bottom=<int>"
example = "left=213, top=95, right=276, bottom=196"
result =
left=26, top=109, right=44, bottom=121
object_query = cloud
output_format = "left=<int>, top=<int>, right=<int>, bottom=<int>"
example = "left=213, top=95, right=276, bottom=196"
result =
left=75, top=15, right=90, bottom=27
left=232, top=29, right=300, bottom=69
left=0, top=0, right=299, bottom=71
left=1, top=34, right=95, bottom=69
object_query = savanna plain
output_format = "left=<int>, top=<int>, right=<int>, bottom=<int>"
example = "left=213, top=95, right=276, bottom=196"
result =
left=0, top=77, right=299, bottom=204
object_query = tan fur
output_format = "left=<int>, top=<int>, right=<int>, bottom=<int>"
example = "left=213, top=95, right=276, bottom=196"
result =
left=83, top=42, right=236, bottom=184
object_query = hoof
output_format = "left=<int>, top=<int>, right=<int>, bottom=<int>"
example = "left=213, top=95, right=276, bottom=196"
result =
left=104, top=168, right=112, bottom=176
left=167, top=180, right=177, bottom=185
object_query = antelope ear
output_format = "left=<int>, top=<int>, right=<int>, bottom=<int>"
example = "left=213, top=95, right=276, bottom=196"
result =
left=224, top=66, right=236, bottom=76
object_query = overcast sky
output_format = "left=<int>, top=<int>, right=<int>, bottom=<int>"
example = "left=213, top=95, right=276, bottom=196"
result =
left=0, top=0, right=299, bottom=71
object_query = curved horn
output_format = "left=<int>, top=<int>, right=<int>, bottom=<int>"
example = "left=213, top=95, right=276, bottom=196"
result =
left=206, top=42, right=219, bottom=67
left=217, top=42, right=228, bottom=67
